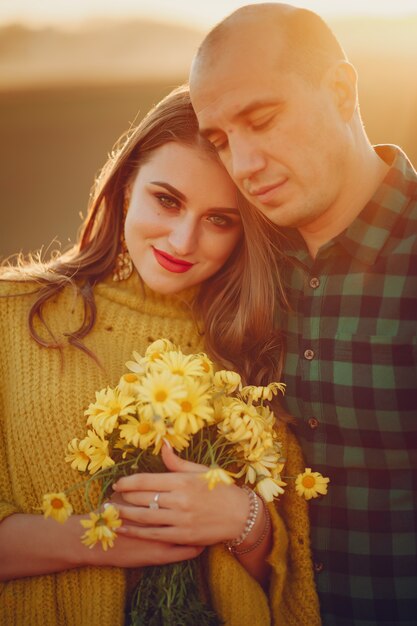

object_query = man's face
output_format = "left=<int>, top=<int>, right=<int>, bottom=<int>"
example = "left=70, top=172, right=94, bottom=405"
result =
left=190, top=36, right=350, bottom=233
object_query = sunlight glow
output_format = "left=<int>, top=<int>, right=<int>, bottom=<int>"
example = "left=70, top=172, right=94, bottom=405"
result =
left=0, top=0, right=416, bottom=29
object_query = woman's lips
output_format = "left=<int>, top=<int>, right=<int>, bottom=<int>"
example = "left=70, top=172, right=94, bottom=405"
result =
left=152, top=247, right=194, bottom=273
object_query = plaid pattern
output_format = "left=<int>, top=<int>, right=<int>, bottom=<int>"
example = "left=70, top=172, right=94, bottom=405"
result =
left=278, top=145, right=417, bottom=626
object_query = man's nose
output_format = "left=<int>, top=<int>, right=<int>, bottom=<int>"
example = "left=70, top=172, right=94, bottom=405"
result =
left=167, top=217, right=198, bottom=256
left=228, top=135, right=266, bottom=181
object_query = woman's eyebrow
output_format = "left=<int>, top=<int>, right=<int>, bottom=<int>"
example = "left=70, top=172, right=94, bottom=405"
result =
left=150, top=181, right=239, bottom=213
left=150, top=181, right=187, bottom=201
left=207, top=207, right=240, bottom=214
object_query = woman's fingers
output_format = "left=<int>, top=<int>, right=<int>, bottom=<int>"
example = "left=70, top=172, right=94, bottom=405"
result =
left=116, top=502, right=179, bottom=526
left=113, top=445, right=207, bottom=494
left=117, top=524, right=183, bottom=543
left=117, top=520, right=203, bottom=545
left=93, top=534, right=204, bottom=567
left=113, top=469, right=205, bottom=493
left=113, top=472, right=178, bottom=492
left=161, top=441, right=206, bottom=473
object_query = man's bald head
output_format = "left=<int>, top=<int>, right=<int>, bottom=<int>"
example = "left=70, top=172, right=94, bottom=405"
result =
left=191, top=2, right=346, bottom=87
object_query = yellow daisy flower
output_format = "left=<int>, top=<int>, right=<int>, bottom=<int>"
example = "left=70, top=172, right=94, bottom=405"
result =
left=117, top=372, right=141, bottom=395
left=159, top=425, right=191, bottom=454
left=203, top=465, right=235, bottom=490
left=194, top=353, right=214, bottom=379
left=256, top=403, right=276, bottom=427
left=85, top=387, right=136, bottom=437
left=125, top=340, right=178, bottom=373
left=143, top=416, right=191, bottom=454
left=249, top=452, right=281, bottom=473
left=255, top=476, right=286, bottom=502
left=155, top=350, right=206, bottom=379
left=119, top=415, right=156, bottom=450
left=295, top=468, right=330, bottom=500
left=172, top=380, right=214, bottom=435
left=218, top=400, right=264, bottom=444
left=84, top=430, right=115, bottom=475
left=80, top=504, right=122, bottom=551
left=145, top=338, right=177, bottom=359
left=213, top=370, right=241, bottom=394
left=83, top=387, right=108, bottom=418
left=137, top=370, right=186, bottom=418
left=237, top=443, right=283, bottom=481
left=65, top=437, right=92, bottom=472
left=240, top=382, right=286, bottom=403
left=238, top=426, right=275, bottom=455
left=125, top=350, right=148, bottom=375
left=42, top=492, right=73, bottom=524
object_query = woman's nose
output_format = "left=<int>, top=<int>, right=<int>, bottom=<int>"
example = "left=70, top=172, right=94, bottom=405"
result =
left=167, top=217, right=198, bottom=256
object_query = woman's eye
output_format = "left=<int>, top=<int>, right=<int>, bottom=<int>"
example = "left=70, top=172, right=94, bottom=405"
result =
left=207, top=215, right=230, bottom=227
left=155, top=194, right=180, bottom=209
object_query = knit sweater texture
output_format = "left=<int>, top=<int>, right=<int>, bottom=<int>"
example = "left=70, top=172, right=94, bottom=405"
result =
left=0, top=272, right=320, bottom=626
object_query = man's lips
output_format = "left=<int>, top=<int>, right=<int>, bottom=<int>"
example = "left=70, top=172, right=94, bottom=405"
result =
left=152, top=247, right=194, bottom=273
left=248, top=179, right=288, bottom=202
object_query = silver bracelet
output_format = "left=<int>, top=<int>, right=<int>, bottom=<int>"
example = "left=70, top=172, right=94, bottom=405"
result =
left=231, top=495, right=271, bottom=555
left=224, top=485, right=259, bottom=550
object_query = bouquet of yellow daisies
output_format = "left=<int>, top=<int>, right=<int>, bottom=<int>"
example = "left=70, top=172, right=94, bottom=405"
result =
left=42, top=338, right=329, bottom=626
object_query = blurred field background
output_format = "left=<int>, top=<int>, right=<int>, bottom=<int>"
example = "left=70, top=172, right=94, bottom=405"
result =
left=1, top=10, right=416, bottom=259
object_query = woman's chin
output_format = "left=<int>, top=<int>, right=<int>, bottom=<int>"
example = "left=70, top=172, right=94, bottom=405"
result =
left=140, top=275, right=194, bottom=296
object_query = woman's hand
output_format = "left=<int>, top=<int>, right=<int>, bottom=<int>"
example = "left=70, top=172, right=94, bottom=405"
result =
left=85, top=523, right=203, bottom=569
left=0, top=512, right=203, bottom=581
left=112, top=443, right=273, bottom=587
left=112, top=443, right=250, bottom=546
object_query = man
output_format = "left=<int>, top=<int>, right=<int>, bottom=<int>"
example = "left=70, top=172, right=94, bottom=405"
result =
left=189, top=4, right=417, bottom=625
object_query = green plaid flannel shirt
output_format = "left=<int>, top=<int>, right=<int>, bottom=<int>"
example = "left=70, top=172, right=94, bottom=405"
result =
left=279, top=145, right=417, bottom=626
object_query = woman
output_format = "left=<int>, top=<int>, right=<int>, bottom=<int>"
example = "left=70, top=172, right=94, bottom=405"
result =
left=0, top=86, right=320, bottom=626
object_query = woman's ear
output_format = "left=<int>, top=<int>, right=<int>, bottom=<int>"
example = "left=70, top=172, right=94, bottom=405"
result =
left=324, top=60, right=358, bottom=122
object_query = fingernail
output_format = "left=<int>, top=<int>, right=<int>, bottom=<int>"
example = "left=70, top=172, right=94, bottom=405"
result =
left=163, top=437, right=172, bottom=449
left=103, top=502, right=111, bottom=509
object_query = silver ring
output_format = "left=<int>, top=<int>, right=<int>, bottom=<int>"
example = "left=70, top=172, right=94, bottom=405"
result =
left=149, top=492, right=160, bottom=510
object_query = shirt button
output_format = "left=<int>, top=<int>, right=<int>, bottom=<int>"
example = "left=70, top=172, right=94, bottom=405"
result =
left=304, top=349, right=315, bottom=360
left=308, top=417, right=319, bottom=429
left=309, top=277, right=320, bottom=289
left=314, top=561, right=324, bottom=573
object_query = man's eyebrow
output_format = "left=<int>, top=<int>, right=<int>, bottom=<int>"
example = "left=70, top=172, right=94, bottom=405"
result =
left=236, top=99, right=280, bottom=118
left=149, top=181, right=186, bottom=202
left=200, top=100, right=280, bottom=137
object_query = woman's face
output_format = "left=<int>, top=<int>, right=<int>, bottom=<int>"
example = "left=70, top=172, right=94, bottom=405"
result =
left=124, top=142, right=243, bottom=295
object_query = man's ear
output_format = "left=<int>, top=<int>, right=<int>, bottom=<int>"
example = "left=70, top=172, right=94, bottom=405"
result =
left=324, top=60, right=358, bottom=121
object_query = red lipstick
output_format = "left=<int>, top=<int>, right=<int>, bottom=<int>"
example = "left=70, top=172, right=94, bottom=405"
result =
left=152, top=247, right=194, bottom=273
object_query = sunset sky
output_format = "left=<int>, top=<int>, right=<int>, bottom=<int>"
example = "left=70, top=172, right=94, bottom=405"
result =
left=1, top=0, right=417, bottom=29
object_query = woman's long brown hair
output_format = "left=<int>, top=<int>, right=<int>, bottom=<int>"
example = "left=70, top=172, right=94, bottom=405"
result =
left=1, top=85, right=289, bottom=386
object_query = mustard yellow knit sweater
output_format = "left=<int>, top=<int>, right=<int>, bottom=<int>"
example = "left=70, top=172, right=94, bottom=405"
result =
left=0, top=272, right=320, bottom=626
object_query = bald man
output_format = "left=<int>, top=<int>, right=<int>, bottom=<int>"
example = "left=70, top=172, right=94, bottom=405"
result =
left=190, top=4, right=417, bottom=626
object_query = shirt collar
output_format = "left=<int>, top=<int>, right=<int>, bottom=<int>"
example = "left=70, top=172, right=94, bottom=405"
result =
left=335, top=145, right=417, bottom=265
left=279, top=145, right=417, bottom=266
